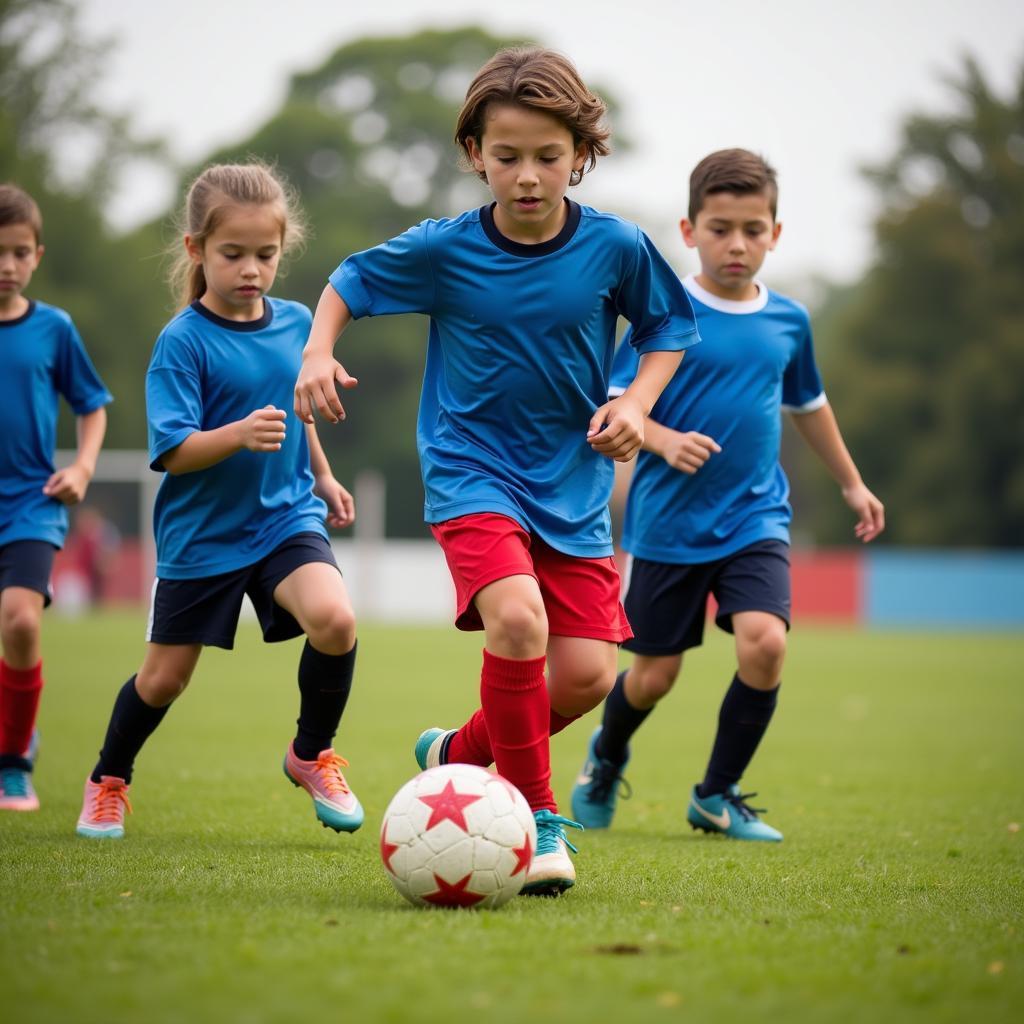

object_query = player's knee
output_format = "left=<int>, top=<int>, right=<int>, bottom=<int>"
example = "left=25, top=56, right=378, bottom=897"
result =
left=0, top=604, right=42, bottom=654
left=136, top=669, right=190, bottom=706
left=632, top=663, right=677, bottom=703
left=488, top=599, right=547, bottom=653
left=741, top=624, right=787, bottom=679
left=304, top=602, right=356, bottom=655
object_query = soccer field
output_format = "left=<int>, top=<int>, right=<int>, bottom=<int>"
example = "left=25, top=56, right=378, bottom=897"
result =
left=1, top=614, right=1020, bottom=1023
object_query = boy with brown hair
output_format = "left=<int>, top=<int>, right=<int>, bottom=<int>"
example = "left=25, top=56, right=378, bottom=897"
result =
left=296, top=47, right=699, bottom=893
left=571, top=149, right=884, bottom=841
left=0, top=183, right=111, bottom=810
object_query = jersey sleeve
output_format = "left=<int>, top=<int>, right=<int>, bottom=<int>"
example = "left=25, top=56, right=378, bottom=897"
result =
left=146, top=334, right=204, bottom=471
left=54, top=317, right=113, bottom=415
left=329, top=221, right=435, bottom=318
left=608, top=332, right=641, bottom=398
left=781, top=310, right=826, bottom=413
left=616, top=228, right=700, bottom=356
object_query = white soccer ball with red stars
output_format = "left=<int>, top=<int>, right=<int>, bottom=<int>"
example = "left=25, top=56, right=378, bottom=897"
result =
left=380, top=763, right=537, bottom=909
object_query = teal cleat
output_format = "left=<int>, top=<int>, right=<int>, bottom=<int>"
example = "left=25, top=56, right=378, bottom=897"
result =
left=687, top=784, right=783, bottom=842
left=570, top=727, right=631, bottom=830
left=414, top=727, right=455, bottom=770
left=521, top=809, right=583, bottom=896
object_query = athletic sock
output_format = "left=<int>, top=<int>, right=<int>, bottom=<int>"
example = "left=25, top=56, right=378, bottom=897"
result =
left=91, top=676, right=170, bottom=784
left=697, top=674, right=779, bottom=797
left=595, top=669, right=651, bottom=765
left=448, top=705, right=581, bottom=768
left=0, top=660, right=43, bottom=768
left=293, top=640, right=356, bottom=761
left=477, top=649, right=554, bottom=812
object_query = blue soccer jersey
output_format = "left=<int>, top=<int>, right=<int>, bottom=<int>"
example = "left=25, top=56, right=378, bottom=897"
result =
left=147, top=298, right=327, bottom=579
left=330, top=201, right=699, bottom=558
left=613, top=275, right=825, bottom=563
left=0, top=300, right=112, bottom=548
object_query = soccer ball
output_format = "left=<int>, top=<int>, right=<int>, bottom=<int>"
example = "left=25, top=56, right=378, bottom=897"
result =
left=380, top=763, right=537, bottom=909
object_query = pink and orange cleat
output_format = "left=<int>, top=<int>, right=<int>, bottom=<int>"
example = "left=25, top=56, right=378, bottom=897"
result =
left=283, top=743, right=363, bottom=833
left=76, top=776, right=131, bottom=838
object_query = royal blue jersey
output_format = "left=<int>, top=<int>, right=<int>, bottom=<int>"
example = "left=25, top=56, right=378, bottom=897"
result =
left=614, top=275, right=825, bottom=563
left=330, top=201, right=699, bottom=557
left=147, top=298, right=327, bottom=579
left=0, top=300, right=112, bottom=548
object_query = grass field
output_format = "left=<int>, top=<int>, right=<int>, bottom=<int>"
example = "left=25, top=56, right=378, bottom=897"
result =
left=1, top=613, right=1021, bottom=1023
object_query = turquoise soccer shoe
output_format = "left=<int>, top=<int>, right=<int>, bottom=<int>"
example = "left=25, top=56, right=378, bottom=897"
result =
left=570, top=727, right=631, bottom=830
left=687, top=784, right=783, bottom=842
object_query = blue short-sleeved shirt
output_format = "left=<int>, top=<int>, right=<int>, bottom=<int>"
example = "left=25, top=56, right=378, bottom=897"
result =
left=147, top=298, right=327, bottom=579
left=330, top=201, right=699, bottom=558
left=0, top=300, right=112, bottom=548
left=613, top=275, right=825, bottom=563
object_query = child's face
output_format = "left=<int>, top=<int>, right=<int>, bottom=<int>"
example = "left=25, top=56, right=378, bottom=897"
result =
left=0, top=222, right=43, bottom=312
left=466, top=103, right=587, bottom=243
left=681, top=191, right=781, bottom=299
left=186, top=202, right=284, bottom=320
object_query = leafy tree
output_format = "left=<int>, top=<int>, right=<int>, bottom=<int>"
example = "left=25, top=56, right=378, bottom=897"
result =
left=1, top=0, right=165, bottom=450
left=804, top=56, right=1024, bottom=547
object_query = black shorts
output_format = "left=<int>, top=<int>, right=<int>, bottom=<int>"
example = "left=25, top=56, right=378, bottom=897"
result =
left=147, top=532, right=339, bottom=650
left=0, top=540, right=57, bottom=607
left=623, top=539, right=791, bottom=656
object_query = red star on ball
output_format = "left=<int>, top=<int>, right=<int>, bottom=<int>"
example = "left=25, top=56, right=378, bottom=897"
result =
left=511, top=835, right=533, bottom=876
left=417, top=779, right=484, bottom=831
left=422, top=872, right=486, bottom=908
left=380, top=829, right=399, bottom=874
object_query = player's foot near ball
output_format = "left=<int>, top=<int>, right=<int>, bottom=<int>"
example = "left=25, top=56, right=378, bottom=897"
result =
left=687, top=783, right=782, bottom=842
left=521, top=809, right=583, bottom=896
left=283, top=743, right=364, bottom=833
left=76, top=775, right=130, bottom=837
left=570, top=726, right=631, bottom=830
left=0, top=765, right=39, bottom=811
left=414, top=727, right=455, bottom=770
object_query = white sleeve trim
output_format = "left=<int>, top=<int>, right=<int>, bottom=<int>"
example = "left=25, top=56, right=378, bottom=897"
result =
left=608, top=385, right=627, bottom=398
left=782, top=391, right=827, bottom=415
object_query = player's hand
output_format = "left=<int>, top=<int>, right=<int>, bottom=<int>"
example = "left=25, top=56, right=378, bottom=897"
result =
left=842, top=482, right=885, bottom=543
left=661, top=431, right=721, bottom=474
left=240, top=405, right=287, bottom=453
left=42, top=462, right=92, bottom=505
left=587, top=395, right=646, bottom=462
left=294, top=353, right=358, bottom=425
left=314, top=475, right=356, bottom=529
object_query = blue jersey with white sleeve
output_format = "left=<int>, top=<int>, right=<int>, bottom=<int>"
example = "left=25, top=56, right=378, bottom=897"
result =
left=330, top=201, right=699, bottom=558
left=147, top=298, right=327, bottom=579
left=614, top=275, right=825, bottom=563
left=0, top=300, right=112, bottom=548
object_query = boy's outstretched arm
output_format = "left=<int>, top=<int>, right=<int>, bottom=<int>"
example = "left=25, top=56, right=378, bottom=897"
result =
left=589, top=349, right=685, bottom=463
left=306, top=421, right=355, bottom=529
left=790, top=402, right=885, bottom=542
left=43, top=406, right=107, bottom=505
left=295, top=286, right=358, bottom=425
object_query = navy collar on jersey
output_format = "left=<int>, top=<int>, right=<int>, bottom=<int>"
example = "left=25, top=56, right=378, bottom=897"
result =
left=190, top=298, right=273, bottom=332
left=0, top=299, right=36, bottom=328
left=479, top=199, right=582, bottom=257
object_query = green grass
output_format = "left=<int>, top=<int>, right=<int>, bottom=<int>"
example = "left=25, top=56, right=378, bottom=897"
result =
left=1, top=614, right=1021, bottom=1023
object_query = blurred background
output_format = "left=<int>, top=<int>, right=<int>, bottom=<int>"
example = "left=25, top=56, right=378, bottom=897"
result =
left=2, top=0, right=1022, bottom=627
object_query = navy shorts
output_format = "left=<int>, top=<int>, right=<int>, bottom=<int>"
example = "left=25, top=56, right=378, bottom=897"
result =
left=623, top=539, right=791, bottom=656
left=147, top=532, right=339, bottom=650
left=0, top=540, right=56, bottom=607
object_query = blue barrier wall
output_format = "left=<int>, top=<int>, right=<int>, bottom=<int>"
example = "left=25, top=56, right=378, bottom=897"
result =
left=865, top=550, right=1024, bottom=629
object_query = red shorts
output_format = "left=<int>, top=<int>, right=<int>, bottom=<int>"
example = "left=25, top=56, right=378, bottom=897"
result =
left=430, top=513, right=633, bottom=643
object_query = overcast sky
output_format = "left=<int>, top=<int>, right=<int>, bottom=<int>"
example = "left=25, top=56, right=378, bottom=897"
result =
left=81, top=0, right=1023, bottom=288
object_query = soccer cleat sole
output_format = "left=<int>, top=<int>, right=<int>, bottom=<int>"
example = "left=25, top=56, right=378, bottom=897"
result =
left=284, top=769, right=364, bottom=833
left=520, top=877, right=574, bottom=897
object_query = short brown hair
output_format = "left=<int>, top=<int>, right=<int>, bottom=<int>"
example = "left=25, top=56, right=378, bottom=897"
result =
left=0, top=183, right=43, bottom=244
left=168, top=161, right=307, bottom=309
left=689, top=149, right=778, bottom=221
left=455, top=47, right=610, bottom=185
